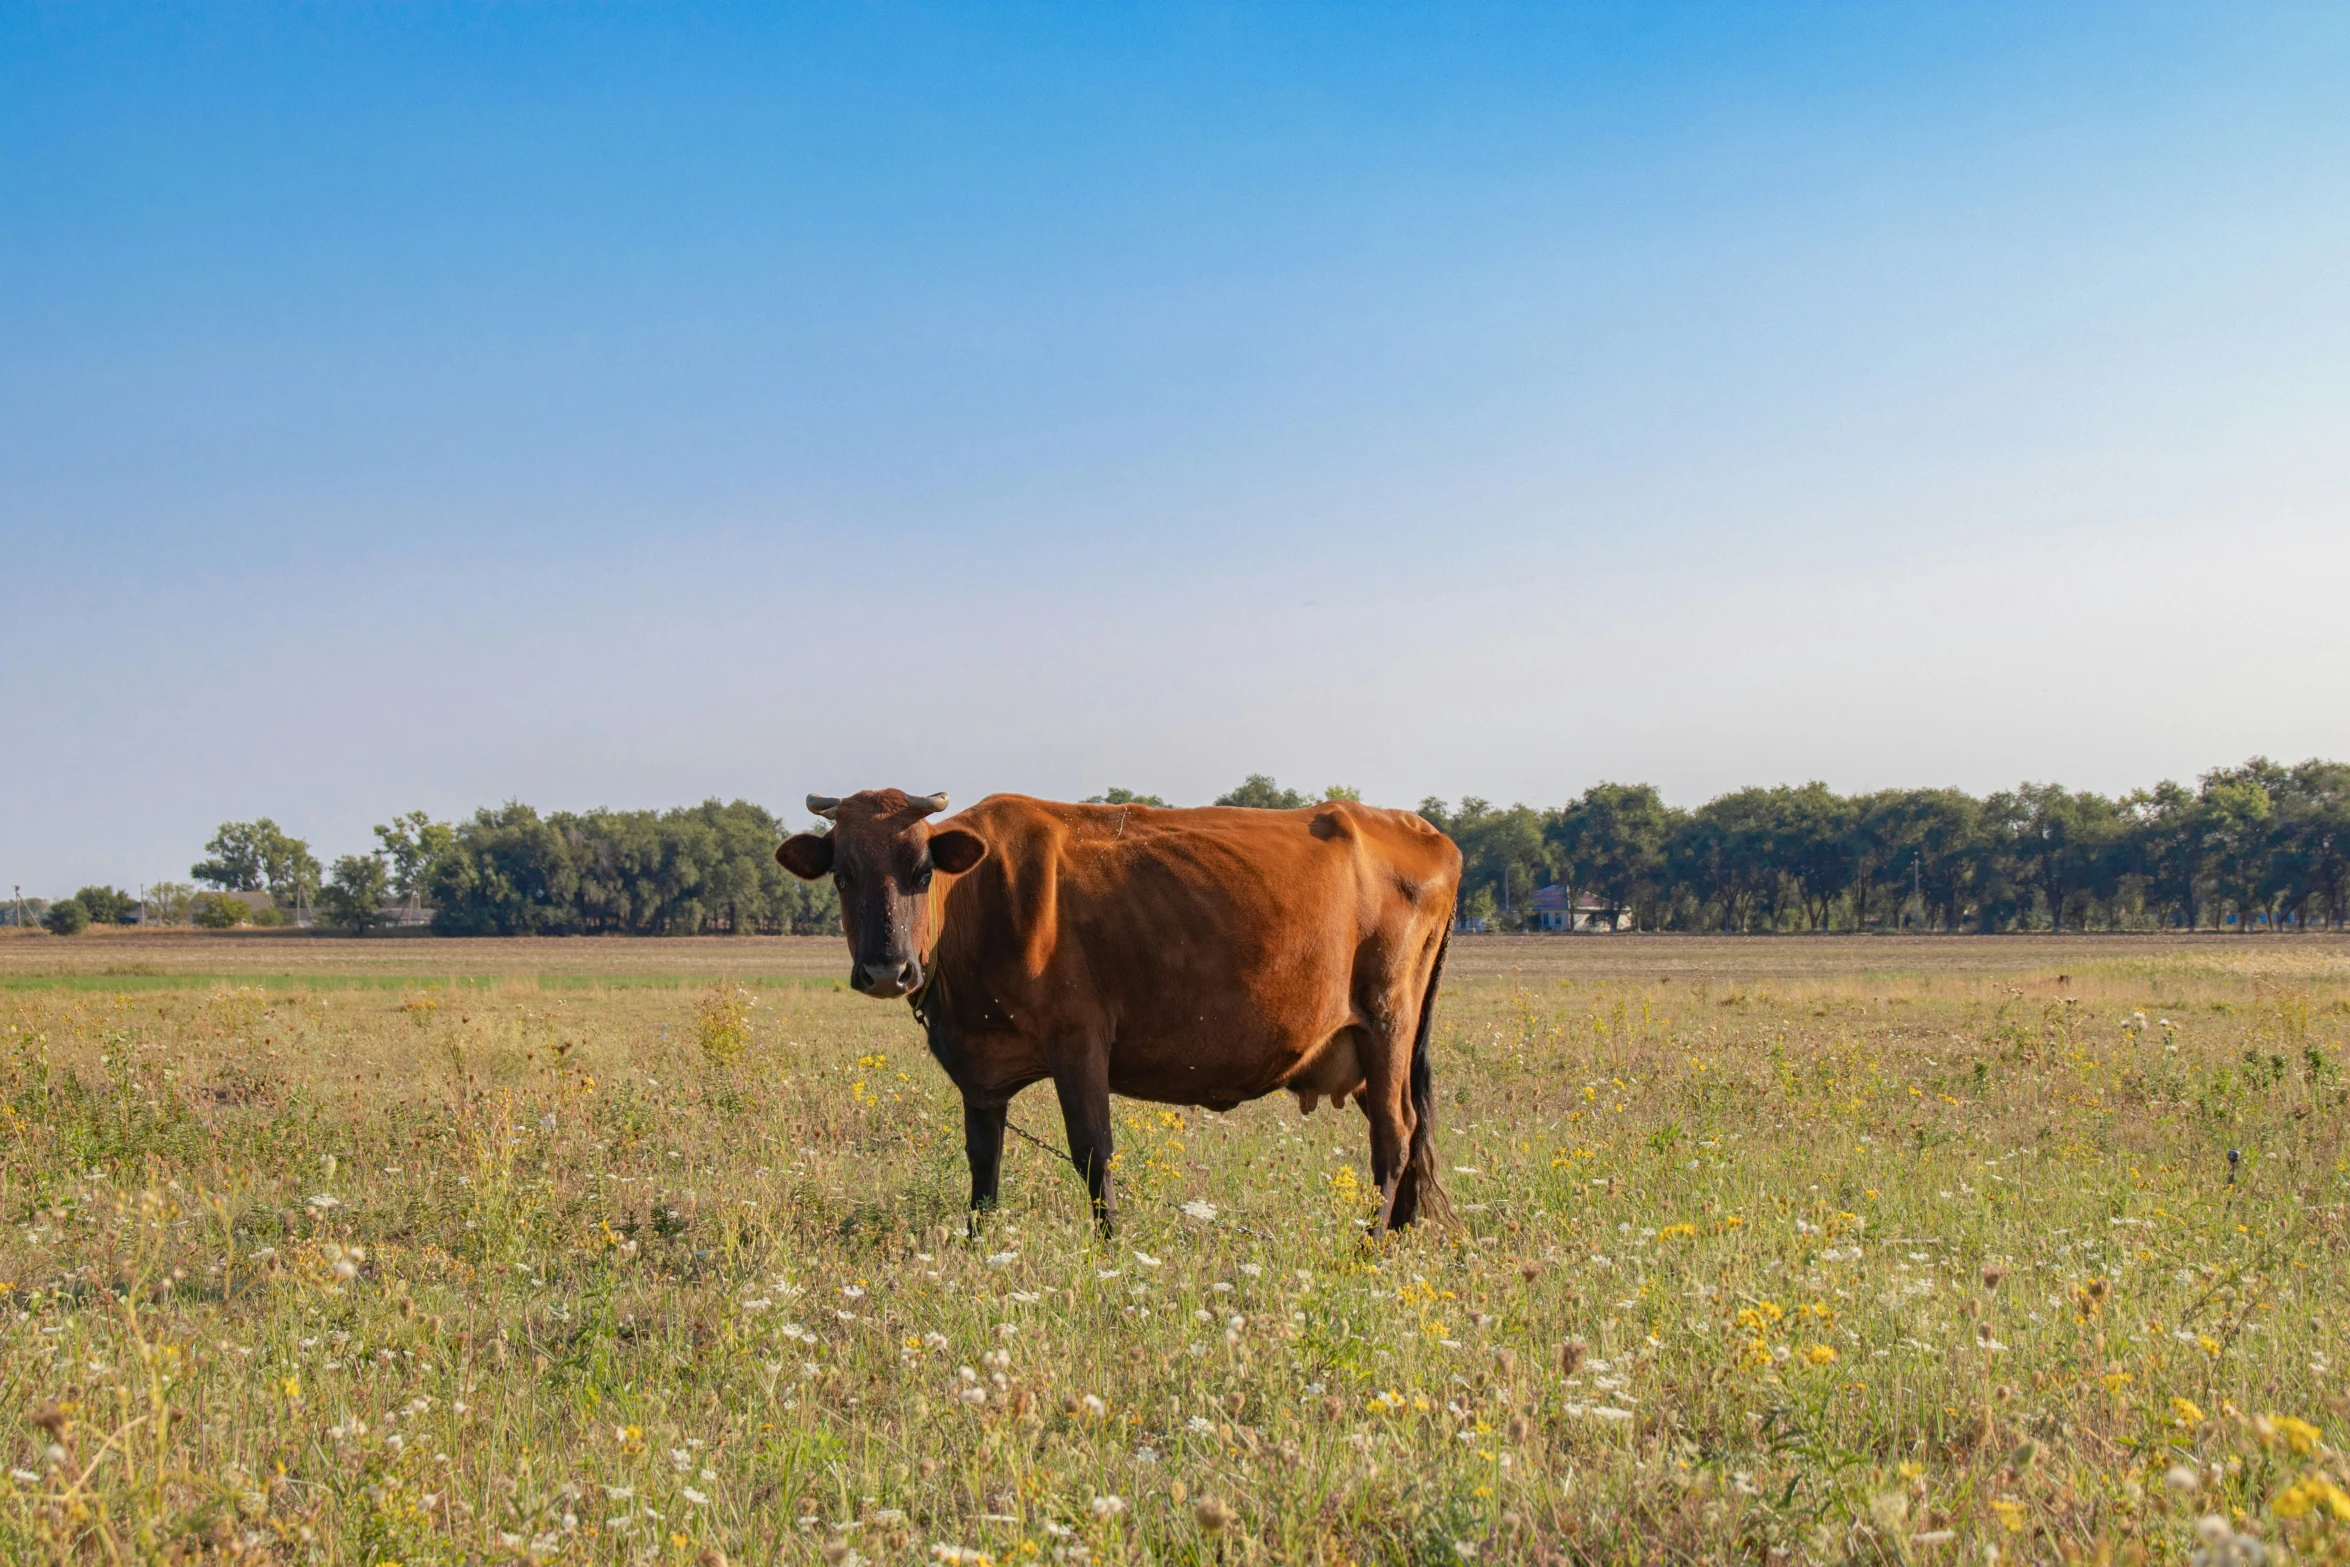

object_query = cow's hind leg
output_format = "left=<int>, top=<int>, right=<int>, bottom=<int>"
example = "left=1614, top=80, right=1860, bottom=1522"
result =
left=1355, top=985, right=1435, bottom=1233
left=963, top=1097, right=1007, bottom=1239
left=1358, top=1074, right=1413, bottom=1233
left=1353, top=925, right=1438, bottom=1231
left=1051, top=1050, right=1116, bottom=1237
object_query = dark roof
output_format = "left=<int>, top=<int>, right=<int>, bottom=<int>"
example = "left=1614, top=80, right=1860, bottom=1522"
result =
left=1527, top=885, right=1612, bottom=912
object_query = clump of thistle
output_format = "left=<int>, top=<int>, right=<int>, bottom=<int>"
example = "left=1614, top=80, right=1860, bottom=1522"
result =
left=695, top=983, right=756, bottom=1066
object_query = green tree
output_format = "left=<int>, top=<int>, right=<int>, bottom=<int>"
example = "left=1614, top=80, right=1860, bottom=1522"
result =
left=1680, top=789, right=1780, bottom=931
left=1997, top=783, right=2122, bottom=932
left=1214, top=775, right=1310, bottom=809
left=193, top=818, right=319, bottom=913
left=72, top=885, right=136, bottom=924
left=1774, top=783, right=1856, bottom=930
left=192, top=893, right=249, bottom=929
left=2197, top=768, right=2276, bottom=931
left=1969, top=790, right=2036, bottom=932
left=1425, top=797, right=1548, bottom=928
left=1548, top=783, right=1673, bottom=930
left=192, top=821, right=274, bottom=889
left=426, top=803, right=584, bottom=936
left=1853, top=789, right=1981, bottom=930
left=141, top=881, right=196, bottom=925
left=317, top=854, right=392, bottom=935
left=265, top=837, right=321, bottom=913
left=2122, top=781, right=2203, bottom=930
left=2272, top=760, right=2350, bottom=928
left=41, top=898, right=90, bottom=935
left=1084, top=789, right=1172, bottom=807
left=374, top=811, right=457, bottom=916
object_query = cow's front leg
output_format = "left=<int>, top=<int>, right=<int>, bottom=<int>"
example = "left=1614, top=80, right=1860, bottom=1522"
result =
left=963, top=1097, right=1007, bottom=1238
left=1052, top=1054, right=1116, bottom=1237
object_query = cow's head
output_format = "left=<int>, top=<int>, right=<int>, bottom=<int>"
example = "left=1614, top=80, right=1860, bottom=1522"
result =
left=775, top=788, right=988, bottom=998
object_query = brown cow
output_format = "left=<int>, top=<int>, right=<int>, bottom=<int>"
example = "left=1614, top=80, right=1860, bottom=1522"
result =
left=775, top=788, right=1461, bottom=1235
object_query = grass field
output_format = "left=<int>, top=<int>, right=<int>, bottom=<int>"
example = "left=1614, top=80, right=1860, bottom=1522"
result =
left=2, top=929, right=2347, bottom=1564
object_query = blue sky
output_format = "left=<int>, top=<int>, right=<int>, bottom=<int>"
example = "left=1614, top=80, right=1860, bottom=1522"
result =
left=5, top=4, right=2348, bottom=891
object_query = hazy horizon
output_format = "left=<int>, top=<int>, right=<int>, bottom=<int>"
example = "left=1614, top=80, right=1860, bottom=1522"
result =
left=7, top=5, right=2349, bottom=891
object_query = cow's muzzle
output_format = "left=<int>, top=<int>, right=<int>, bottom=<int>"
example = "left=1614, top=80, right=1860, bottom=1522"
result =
left=854, top=955, right=924, bottom=998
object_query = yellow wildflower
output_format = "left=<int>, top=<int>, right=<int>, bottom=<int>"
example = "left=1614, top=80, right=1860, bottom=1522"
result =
left=2270, top=1415, right=2323, bottom=1456
left=2274, top=1474, right=2350, bottom=1522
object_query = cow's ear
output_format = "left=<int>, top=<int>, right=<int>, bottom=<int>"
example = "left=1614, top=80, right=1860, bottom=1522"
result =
left=776, top=832, right=834, bottom=879
left=929, top=828, right=988, bottom=875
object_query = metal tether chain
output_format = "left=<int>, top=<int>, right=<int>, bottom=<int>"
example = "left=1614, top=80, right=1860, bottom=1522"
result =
left=911, top=977, right=1275, bottom=1241
left=1001, top=1111, right=1275, bottom=1243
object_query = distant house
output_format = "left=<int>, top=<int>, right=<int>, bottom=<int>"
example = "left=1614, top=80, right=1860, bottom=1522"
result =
left=131, top=890, right=434, bottom=928
left=126, top=888, right=273, bottom=925
left=1527, top=885, right=1630, bottom=932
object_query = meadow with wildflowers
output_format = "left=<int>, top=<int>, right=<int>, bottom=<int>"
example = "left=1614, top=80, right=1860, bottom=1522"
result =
left=0, top=931, right=2346, bottom=1564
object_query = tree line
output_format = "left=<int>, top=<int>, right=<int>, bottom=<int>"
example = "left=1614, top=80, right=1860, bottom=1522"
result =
left=410, top=800, right=838, bottom=936
left=1412, top=758, right=2350, bottom=933
left=14, top=800, right=840, bottom=937
left=15, top=758, right=2343, bottom=937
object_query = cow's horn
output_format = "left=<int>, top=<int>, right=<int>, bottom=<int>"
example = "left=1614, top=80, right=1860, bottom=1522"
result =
left=806, top=794, right=841, bottom=820
left=910, top=792, right=949, bottom=816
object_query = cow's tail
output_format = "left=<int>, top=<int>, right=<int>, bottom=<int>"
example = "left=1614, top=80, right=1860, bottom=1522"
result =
left=1402, top=925, right=1454, bottom=1227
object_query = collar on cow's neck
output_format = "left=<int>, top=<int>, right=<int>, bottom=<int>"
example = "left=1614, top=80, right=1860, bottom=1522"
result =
left=908, top=886, right=951, bottom=1028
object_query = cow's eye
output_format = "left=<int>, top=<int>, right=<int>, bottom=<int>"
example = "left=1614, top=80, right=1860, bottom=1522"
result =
left=915, top=867, right=934, bottom=891
left=834, top=869, right=853, bottom=889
